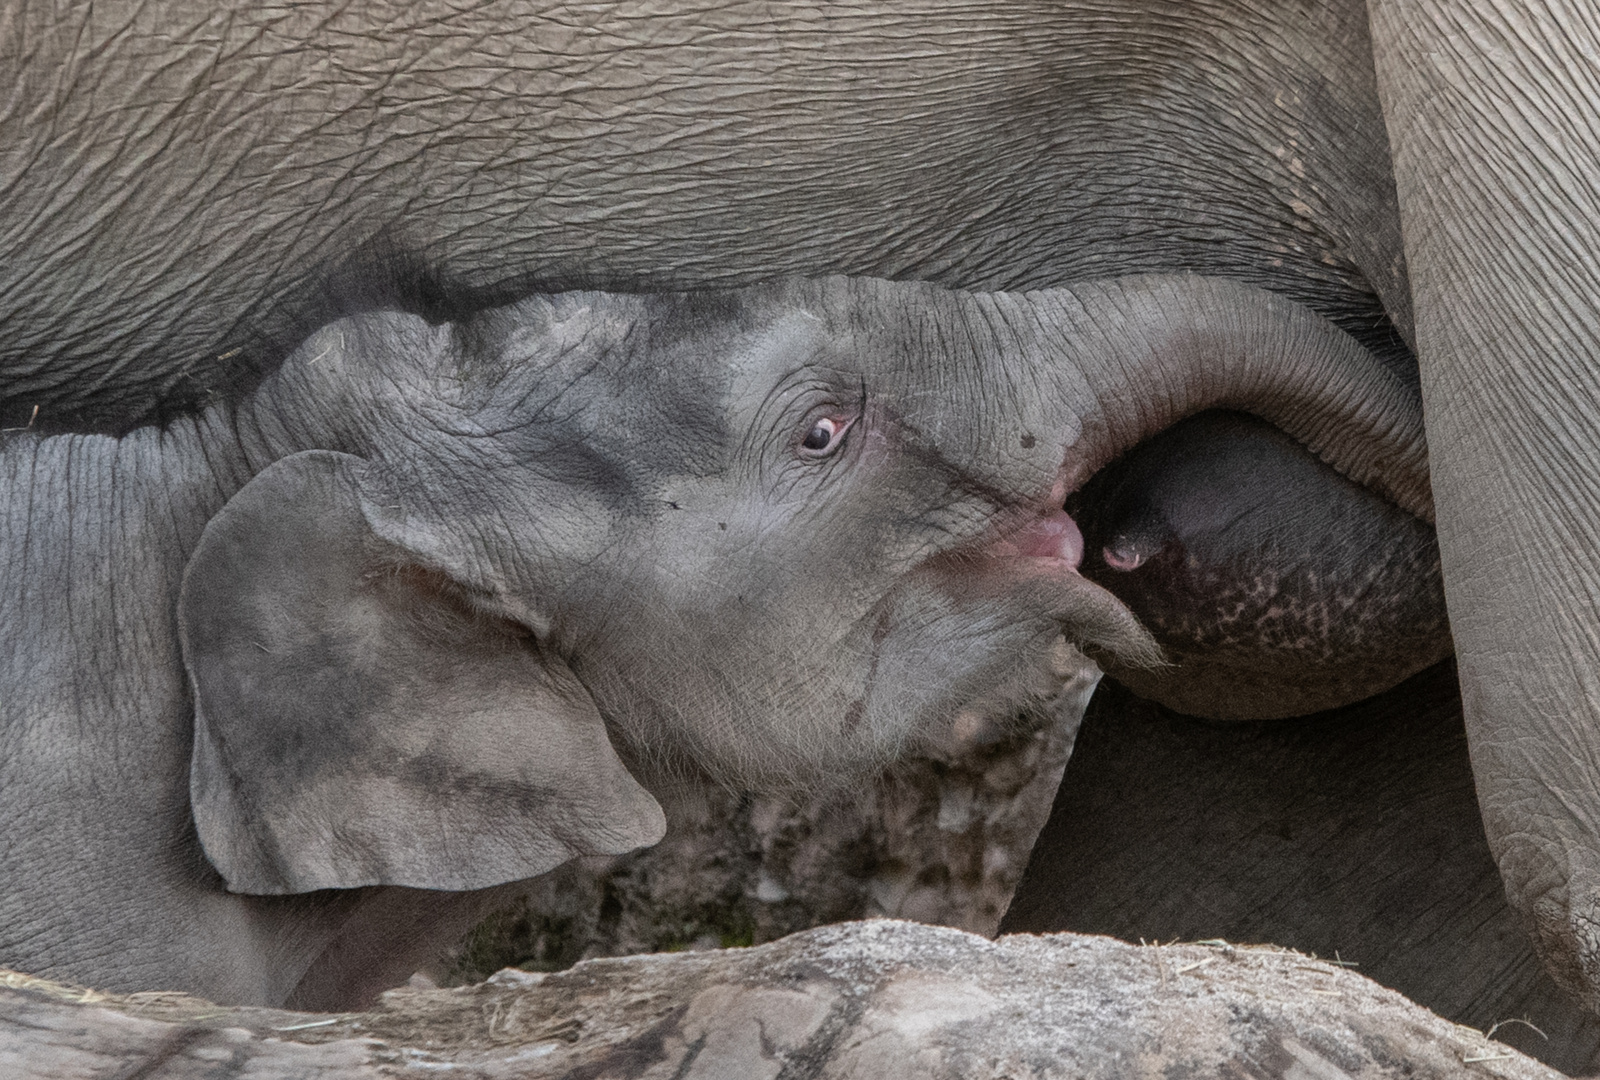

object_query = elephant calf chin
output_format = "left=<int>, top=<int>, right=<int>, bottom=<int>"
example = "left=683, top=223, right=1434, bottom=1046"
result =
left=1072, top=410, right=1450, bottom=720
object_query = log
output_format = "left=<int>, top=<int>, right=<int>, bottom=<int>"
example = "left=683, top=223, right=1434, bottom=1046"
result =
left=0, top=920, right=1559, bottom=1079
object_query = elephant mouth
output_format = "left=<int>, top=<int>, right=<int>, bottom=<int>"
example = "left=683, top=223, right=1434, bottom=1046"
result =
left=923, top=484, right=1162, bottom=670
left=981, top=507, right=1086, bottom=572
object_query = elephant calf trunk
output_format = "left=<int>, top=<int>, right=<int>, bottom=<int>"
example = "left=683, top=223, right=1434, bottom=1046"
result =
left=1040, top=275, right=1432, bottom=525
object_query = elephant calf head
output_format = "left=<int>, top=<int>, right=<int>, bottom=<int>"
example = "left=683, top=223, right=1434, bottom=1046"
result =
left=176, top=275, right=1429, bottom=897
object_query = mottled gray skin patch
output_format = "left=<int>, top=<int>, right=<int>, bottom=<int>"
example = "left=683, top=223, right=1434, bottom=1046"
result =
left=1073, top=411, right=1448, bottom=720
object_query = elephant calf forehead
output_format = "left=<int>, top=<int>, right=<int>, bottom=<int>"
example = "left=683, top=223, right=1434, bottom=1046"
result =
left=444, top=295, right=754, bottom=484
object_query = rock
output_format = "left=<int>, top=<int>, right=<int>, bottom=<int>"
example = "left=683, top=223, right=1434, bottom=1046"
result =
left=447, top=641, right=1098, bottom=982
left=0, top=922, right=1559, bottom=1078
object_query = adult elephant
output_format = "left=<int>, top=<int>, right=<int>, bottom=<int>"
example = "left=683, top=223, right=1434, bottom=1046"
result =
left=0, top=0, right=1517, bottom=1036
left=1, top=0, right=1443, bottom=718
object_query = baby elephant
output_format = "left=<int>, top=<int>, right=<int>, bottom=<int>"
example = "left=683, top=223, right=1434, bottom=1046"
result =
left=0, top=275, right=1426, bottom=1006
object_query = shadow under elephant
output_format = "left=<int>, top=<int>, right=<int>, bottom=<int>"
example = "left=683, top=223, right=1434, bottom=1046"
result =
left=1003, top=660, right=1600, bottom=1074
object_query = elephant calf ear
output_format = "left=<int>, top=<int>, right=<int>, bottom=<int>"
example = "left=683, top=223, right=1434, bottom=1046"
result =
left=178, top=450, right=665, bottom=895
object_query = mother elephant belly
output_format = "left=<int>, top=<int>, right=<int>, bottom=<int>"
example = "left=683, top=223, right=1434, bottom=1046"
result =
left=0, top=0, right=1402, bottom=434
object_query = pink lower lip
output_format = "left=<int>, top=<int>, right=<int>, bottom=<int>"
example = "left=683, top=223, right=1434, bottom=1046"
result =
left=990, top=510, right=1085, bottom=569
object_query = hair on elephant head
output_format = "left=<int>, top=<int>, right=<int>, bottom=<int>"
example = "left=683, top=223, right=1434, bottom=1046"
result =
left=171, top=274, right=1428, bottom=898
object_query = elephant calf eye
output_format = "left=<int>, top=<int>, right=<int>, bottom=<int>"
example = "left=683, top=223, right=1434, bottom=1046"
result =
left=801, top=417, right=844, bottom=456
left=802, top=419, right=837, bottom=450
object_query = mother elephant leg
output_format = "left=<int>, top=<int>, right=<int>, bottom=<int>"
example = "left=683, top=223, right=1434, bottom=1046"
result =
left=1370, top=0, right=1600, bottom=1008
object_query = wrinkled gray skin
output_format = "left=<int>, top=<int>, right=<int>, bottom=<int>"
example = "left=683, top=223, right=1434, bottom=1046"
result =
left=0, top=275, right=1423, bottom=1009
left=2, top=0, right=1578, bottom=1029
left=0, top=0, right=1410, bottom=432
left=1366, top=0, right=1600, bottom=1023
